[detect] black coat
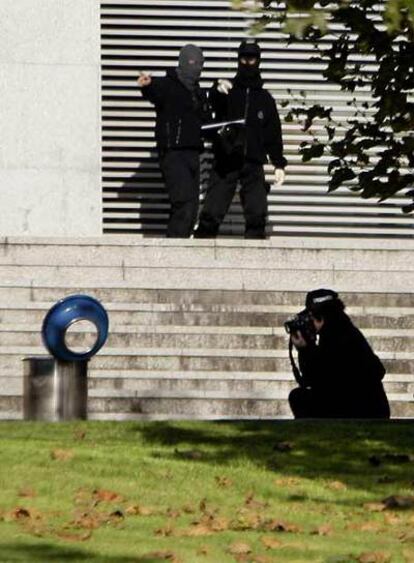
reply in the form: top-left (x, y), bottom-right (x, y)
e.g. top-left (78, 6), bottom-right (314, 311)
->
top-left (209, 77), bottom-right (287, 169)
top-left (297, 313), bottom-right (390, 418)
top-left (141, 68), bottom-right (210, 152)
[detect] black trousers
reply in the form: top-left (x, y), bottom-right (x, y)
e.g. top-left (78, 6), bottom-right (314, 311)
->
top-left (289, 386), bottom-right (390, 419)
top-left (159, 149), bottom-right (200, 238)
top-left (195, 160), bottom-right (268, 238)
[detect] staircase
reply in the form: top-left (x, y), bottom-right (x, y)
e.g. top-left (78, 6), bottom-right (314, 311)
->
top-left (0, 236), bottom-right (413, 420)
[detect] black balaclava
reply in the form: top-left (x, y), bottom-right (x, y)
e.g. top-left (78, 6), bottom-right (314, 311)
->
top-left (234, 39), bottom-right (262, 87)
top-left (176, 44), bottom-right (204, 91)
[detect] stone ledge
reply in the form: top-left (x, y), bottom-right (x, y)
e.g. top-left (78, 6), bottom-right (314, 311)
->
top-left (1, 235), bottom-right (414, 251)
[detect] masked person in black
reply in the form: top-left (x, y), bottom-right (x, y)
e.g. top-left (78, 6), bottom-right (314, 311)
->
top-left (288, 289), bottom-right (390, 419)
top-left (194, 39), bottom-right (287, 239)
top-left (138, 45), bottom-right (210, 238)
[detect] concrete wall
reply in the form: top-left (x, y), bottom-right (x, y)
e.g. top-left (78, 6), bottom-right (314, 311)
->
top-left (0, 0), bottom-right (101, 236)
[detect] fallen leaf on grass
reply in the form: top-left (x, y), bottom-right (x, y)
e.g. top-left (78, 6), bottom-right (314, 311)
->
top-left (74, 488), bottom-right (95, 506)
top-left (403, 549), bottom-right (414, 562)
top-left (178, 524), bottom-right (213, 537)
top-left (51, 449), bottom-right (74, 462)
top-left (18, 488), bottom-right (36, 498)
top-left (228, 541), bottom-right (252, 556)
top-left (251, 557), bottom-right (273, 563)
top-left (215, 475), bottom-right (233, 488)
top-left (165, 508), bottom-right (181, 519)
top-left (204, 515), bottom-right (230, 532)
top-left (264, 519), bottom-right (302, 533)
top-left (56, 530), bottom-right (92, 542)
top-left (273, 441), bottom-right (294, 452)
top-left (311, 523), bottom-right (333, 536)
top-left (9, 507), bottom-right (31, 520)
top-left (71, 510), bottom-right (105, 530)
top-left (356, 552), bottom-right (391, 563)
top-left (398, 531), bottom-right (414, 543)
top-left (155, 523), bottom-right (174, 537)
top-left (383, 495), bottom-right (414, 510)
top-left (173, 512), bottom-right (230, 537)
top-left (347, 521), bottom-right (381, 533)
top-left (108, 509), bottom-right (124, 521)
top-left (197, 546), bottom-right (209, 556)
top-left (273, 477), bottom-right (300, 488)
top-left (140, 551), bottom-right (180, 562)
top-left (125, 504), bottom-right (154, 516)
top-left (327, 481), bottom-right (347, 491)
top-left (181, 503), bottom-right (196, 514)
top-left (245, 492), bottom-right (268, 510)
top-left (73, 429), bottom-right (86, 440)
top-left (93, 489), bottom-right (123, 503)
top-left (261, 535), bottom-right (283, 549)
top-left (231, 509), bottom-right (263, 530)
top-left (383, 513), bottom-right (401, 525)
top-left (363, 503), bottom-right (385, 513)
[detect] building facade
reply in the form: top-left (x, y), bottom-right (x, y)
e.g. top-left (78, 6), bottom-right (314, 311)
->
top-left (1, 0), bottom-right (413, 238)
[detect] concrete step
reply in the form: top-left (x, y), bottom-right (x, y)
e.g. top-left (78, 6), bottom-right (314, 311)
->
top-left (1, 285), bottom-right (414, 308)
top-left (2, 237), bottom-right (414, 276)
top-left (2, 344), bottom-right (414, 361)
top-left (0, 347), bottom-right (413, 377)
top-left (2, 394), bottom-right (413, 421)
top-left (2, 374), bottom-right (411, 399)
top-left (1, 238), bottom-right (414, 293)
top-left (1, 328), bottom-right (414, 353)
top-left (1, 305), bottom-right (414, 330)
top-left (1, 264), bottom-right (414, 292)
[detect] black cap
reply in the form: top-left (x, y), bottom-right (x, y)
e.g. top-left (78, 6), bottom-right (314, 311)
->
top-left (238, 39), bottom-right (261, 59)
top-left (305, 288), bottom-right (338, 311)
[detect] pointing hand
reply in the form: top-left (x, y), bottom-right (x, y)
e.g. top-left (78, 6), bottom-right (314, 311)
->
top-left (138, 72), bottom-right (152, 87)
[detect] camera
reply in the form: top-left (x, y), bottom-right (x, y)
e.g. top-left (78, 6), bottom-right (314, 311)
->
top-left (284, 309), bottom-right (316, 344)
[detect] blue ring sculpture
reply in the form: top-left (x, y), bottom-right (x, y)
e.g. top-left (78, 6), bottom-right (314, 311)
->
top-left (42, 294), bottom-right (109, 362)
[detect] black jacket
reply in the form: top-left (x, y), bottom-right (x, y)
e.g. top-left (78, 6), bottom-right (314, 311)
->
top-left (298, 313), bottom-right (390, 418)
top-left (209, 77), bottom-right (287, 169)
top-left (141, 68), bottom-right (210, 152)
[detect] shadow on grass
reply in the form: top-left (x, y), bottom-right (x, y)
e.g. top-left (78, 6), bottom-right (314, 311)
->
top-left (0, 541), bottom-right (167, 562)
top-left (137, 420), bottom-right (414, 490)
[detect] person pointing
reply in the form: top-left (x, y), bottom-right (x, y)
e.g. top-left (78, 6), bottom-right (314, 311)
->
top-left (138, 44), bottom-right (210, 238)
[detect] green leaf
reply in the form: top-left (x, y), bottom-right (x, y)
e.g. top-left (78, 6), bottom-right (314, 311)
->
top-left (301, 143), bottom-right (325, 162)
top-left (328, 167), bottom-right (356, 192)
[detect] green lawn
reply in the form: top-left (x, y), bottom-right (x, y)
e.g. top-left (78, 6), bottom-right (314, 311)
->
top-left (0, 420), bottom-right (413, 562)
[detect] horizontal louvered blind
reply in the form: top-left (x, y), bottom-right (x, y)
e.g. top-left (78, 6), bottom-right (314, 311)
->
top-left (101, 0), bottom-right (414, 238)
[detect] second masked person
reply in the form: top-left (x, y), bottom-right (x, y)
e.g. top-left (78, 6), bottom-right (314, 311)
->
top-left (194, 40), bottom-right (287, 239)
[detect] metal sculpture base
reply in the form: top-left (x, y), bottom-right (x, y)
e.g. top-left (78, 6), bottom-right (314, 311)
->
top-left (23, 357), bottom-right (88, 421)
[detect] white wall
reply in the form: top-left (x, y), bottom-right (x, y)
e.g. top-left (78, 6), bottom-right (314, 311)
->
top-left (0, 0), bottom-right (101, 236)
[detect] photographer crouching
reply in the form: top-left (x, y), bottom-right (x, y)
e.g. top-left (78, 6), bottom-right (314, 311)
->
top-left (285, 289), bottom-right (390, 419)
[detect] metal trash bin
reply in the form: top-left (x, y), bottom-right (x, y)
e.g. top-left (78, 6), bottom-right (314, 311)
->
top-left (23, 356), bottom-right (88, 421)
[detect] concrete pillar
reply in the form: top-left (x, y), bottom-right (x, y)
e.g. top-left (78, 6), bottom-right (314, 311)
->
top-left (0, 0), bottom-right (101, 236)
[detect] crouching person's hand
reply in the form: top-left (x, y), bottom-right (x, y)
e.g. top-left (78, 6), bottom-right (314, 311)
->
top-left (291, 331), bottom-right (307, 349)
